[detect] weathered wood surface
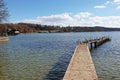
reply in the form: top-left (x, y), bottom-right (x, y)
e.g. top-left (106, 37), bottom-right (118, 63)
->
top-left (81, 37), bottom-right (110, 43)
top-left (63, 44), bottom-right (98, 80)
top-left (0, 37), bottom-right (9, 42)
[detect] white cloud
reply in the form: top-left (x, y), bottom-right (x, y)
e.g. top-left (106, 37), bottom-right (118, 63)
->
top-left (113, 0), bottom-right (120, 3)
top-left (20, 12), bottom-right (120, 27)
top-left (112, 0), bottom-right (120, 9)
top-left (74, 12), bottom-right (92, 19)
top-left (83, 16), bottom-right (120, 27)
top-left (105, 1), bottom-right (111, 4)
top-left (94, 0), bottom-right (120, 10)
top-left (22, 13), bottom-right (75, 26)
top-left (94, 5), bottom-right (106, 8)
top-left (37, 13), bottom-right (74, 22)
top-left (116, 6), bottom-right (120, 9)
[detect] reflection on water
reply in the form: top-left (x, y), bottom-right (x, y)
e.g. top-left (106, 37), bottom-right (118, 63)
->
top-left (0, 32), bottom-right (120, 80)
top-left (44, 48), bottom-right (73, 80)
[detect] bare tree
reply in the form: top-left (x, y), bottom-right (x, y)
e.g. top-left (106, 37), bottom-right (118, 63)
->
top-left (0, 0), bottom-right (8, 23)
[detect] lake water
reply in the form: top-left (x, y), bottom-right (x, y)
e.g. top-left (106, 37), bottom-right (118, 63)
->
top-left (0, 32), bottom-right (120, 80)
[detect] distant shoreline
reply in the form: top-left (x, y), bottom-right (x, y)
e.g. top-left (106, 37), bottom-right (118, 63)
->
top-left (1, 23), bottom-right (120, 34)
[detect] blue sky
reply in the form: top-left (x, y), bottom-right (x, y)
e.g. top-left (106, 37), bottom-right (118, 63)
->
top-left (4, 0), bottom-right (120, 27)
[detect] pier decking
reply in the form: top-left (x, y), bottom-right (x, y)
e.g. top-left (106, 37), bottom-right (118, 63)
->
top-left (0, 37), bottom-right (9, 42)
top-left (0, 33), bottom-right (9, 42)
top-left (63, 37), bottom-right (110, 80)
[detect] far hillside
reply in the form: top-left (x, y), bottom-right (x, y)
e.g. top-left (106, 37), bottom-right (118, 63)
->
top-left (0, 23), bottom-right (120, 34)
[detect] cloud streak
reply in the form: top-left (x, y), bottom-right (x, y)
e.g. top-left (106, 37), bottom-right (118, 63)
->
top-left (94, 0), bottom-right (120, 9)
top-left (94, 5), bottom-right (106, 8)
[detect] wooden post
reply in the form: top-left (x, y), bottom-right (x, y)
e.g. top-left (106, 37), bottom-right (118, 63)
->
top-left (94, 42), bottom-right (97, 48)
top-left (90, 43), bottom-right (92, 50)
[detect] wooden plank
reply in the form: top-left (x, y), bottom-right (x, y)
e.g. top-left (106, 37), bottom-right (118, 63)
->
top-left (0, 37), bottom-right (9, 42)
top-left (63, 44), bottom-right (98, 80)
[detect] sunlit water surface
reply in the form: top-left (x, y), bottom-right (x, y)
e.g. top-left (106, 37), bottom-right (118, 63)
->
top-left (0, 32), bottom-right (120, 80)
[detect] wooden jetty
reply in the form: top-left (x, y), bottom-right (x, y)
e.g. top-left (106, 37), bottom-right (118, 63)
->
top-left (0, 37), bottom-right (9, 42)
top-left (63, 37), bottom-right (110, 80)
top-left (0, 33), bottom-right (9, 42)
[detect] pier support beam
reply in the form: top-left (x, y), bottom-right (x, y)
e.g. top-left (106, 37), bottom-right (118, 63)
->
top-left (90, 43), bottom-right (93, 50)
top-left (94, 42), bottom-right (97, 48)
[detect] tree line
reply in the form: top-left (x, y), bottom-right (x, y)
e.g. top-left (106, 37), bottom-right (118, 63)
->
top-left (0, 23), bottom-right (120, 34)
